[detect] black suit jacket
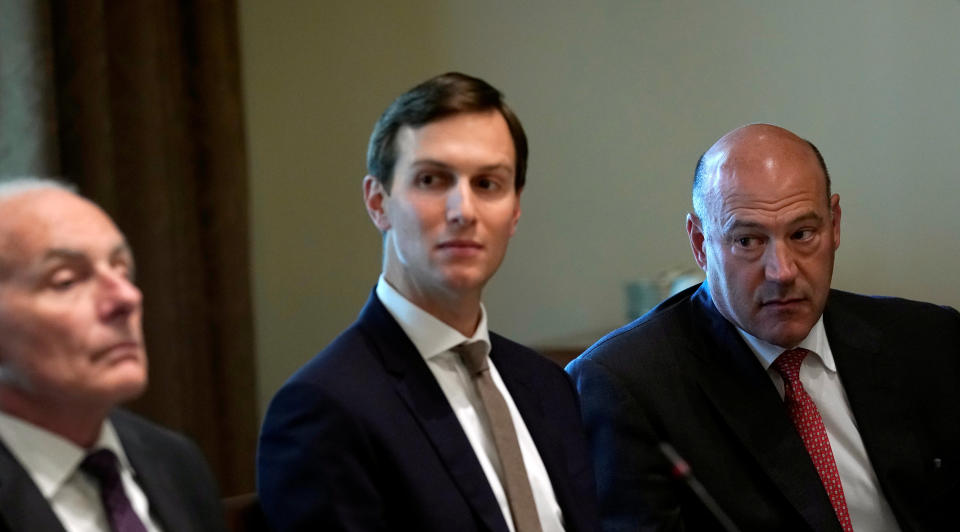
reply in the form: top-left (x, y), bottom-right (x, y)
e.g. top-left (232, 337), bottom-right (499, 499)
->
top-left (567, 283), bottom-right (960, 531)
top-left (0, 409), bottom-right (226, 532)
top-left (257, 291), bottom-right (598, 531)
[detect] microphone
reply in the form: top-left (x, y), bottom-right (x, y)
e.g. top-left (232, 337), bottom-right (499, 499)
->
top-left (658, 441), bottom-right (742, 532)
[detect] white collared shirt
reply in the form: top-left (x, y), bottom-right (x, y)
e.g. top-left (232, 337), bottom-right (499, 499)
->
top-left (376, 276), bottom-right (565, 532)
top-left (0, 410), bottom-right (162, 532)
top-left (737, 318), bottom-right (899, 532)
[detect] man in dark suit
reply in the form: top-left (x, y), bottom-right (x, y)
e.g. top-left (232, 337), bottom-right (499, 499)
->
top-left (257, 72), bottom-right (598, 532)
top-left (568, 124), bottom-right (959, 531)
top-left (0, 178), bottom-right (226, 532)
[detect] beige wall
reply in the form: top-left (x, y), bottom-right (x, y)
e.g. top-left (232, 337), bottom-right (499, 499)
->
top-left (240, 0), bottom-right (960, 415)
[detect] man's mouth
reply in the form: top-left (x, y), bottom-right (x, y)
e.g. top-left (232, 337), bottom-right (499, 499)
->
top-left (93, 341), bottom-right (143, 363)
top-left (437, 240), bottom-right (483, 253)
top-left (760, 298), bottom-right (805, 309)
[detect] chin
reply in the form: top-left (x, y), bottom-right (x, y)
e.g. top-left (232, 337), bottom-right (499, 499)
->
top-left (111, 382), bottom-right (148, 406)
top-left (104, 367), bottom-right (149, 404)
top-left (761, 326), bottom-right (811, 349)
top-left (441, 270), bottom-right (490, 292)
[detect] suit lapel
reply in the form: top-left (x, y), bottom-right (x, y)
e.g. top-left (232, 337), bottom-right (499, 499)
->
top-left (688, 285), bottom-right (842, 532)
top-left (823, 297), bottom-right (915, 524)
top-left (491, 341), bottom-right (584, 531)
top-left (0, 441), bottom-right (66, 531)
top-left (113, 414), bottom-right (191, 531)
top-left (359, 293), bottom-right (509, 532)
top-left (488, 339), bottom-right (545, 449)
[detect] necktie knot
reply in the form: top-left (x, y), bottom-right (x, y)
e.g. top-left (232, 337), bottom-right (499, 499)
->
top-left (453, 341), bottom-right (489, 375)
top-left (772, 347), bottom-right (810, 382)
top-left (81, 448), bottom-right (122, 485)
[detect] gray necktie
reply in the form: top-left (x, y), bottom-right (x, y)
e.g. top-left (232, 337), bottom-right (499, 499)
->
top-left (453, 341), bottom-right (543, 532)
top-left (80, 449), bottom-right (148, 532)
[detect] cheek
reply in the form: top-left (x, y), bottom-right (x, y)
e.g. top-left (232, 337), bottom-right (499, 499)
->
top-left (396, 201), bottom-right (443, 237)
top-left (0, 329), bottom-right (73, 390)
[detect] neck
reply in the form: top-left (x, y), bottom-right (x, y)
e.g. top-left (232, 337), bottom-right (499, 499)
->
top-left (0, 388), bottom-right (107, 448)
top-left (427, 296), bottom-right (482, 337)
top-left (382, 276), bottom-right (483, 337)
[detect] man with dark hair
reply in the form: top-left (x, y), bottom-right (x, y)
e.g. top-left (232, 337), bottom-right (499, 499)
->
top-left (0, 178), bottom-right (226, 532)
top-left (568, 124), bottom-right (959, 531)
top-left (257, 72), bottom-right (597, 531)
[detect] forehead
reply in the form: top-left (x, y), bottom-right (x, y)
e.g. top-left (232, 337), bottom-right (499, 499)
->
top-left (0, 190), bottom-right (125, 271)
top-left (394, 110), bottom-right (515, 166)
top-left (704, 134), bottom-right (828, 220)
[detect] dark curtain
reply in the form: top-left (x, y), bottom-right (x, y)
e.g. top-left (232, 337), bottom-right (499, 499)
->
top-left (46, 0), bottom-right (257, 495)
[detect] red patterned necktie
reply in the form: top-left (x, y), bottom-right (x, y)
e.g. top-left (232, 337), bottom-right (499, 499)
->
top-left (772, 348), bottom-right (854, 532)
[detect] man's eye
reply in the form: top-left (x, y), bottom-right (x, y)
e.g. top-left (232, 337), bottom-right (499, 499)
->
top-left (50, 272), bottom-right (79, 290)
top-left (734, 236), bottom-right (760, 249)
top-left (475, 178), bottom-right (498, 191)
top-left (415, 173), bottom-right (443, 188)
top-left (792, 229), bottom-right (815, 241)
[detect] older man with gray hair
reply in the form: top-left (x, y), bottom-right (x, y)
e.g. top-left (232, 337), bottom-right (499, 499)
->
top-left (0, 178), bottom-right (226, 531)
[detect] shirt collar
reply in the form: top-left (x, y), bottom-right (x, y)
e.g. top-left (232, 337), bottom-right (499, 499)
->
top-left (736, 316), bottom-right (836, 372)
top-left (376, 275), bottom-right (491, 360)
top-left (0, 410), bottom-right (134, 498)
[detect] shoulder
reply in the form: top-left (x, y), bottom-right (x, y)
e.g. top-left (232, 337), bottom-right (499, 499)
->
top-left (489, 331), bottom-right (575, 385)
top-left (571, 285), bottom-right (702, 374)
top-left (111, 409), bottom-right (195, 449)
top-left (280, 293), bottom-right (406, 390)
top-left (490, 331), bottom-right (552, 367)
top-left (286, 321), bottom-right (381, 385)
top-left (487, 332), bottom-right (585, 406)
top-left (827, 289), bottom-right (960, 332)
top-left (260, 311), bottom-right (406, 436)
top-left (110, 409), bottom-right (211, 471)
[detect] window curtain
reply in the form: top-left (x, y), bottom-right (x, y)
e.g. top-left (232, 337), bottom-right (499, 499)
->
top-left (2, 0), bottom-right (258, 495)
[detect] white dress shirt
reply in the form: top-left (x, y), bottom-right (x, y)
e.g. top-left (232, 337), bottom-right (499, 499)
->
top-left (376, 276), bottom-right (565, 532)
top-left (737, 317), bottom-right (899, 532)
top-left (0, 410), bottom-right (162, 532)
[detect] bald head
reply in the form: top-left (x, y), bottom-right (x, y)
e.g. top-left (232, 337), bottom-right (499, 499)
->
top-left (684, 124), bottom-right (842, 347)
top-left (692, 124), bottom-right (831, 229)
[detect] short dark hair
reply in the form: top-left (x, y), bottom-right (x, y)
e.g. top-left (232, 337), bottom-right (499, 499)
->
top-left (692, 139), bottom-right (831, 217)
top-left (366, 72), bottom-right (528, 191)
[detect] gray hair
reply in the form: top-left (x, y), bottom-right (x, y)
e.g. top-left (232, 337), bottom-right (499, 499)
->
top-left (0, 177), bottom-right (77, 281)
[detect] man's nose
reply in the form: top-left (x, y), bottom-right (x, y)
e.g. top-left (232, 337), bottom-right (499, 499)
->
top-left (446, 179), bottom-right (477, 225)
top-left (97, 270), bottom-right (143, 320)
top-left (764, 241), bottom-right (798, 283)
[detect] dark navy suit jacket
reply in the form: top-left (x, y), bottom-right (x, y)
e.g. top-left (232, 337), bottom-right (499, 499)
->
top-left (0, 409), bottom-right (226, 532)
top-left (257, 291), bottom-right (598, 531)
top-left (567, 283), bottom-right (960, 531)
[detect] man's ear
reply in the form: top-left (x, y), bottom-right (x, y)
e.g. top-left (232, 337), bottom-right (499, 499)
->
top-left (829, 193), bottom-right (841, 251)
top-left (509, 188), bottom-right (522, 236)
top-left (363, 175), bottom-right (391, 231)
top-left (686, 213), bottom-right (708, 270)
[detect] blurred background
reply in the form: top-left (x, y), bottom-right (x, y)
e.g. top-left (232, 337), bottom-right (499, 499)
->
top-left (3, 0), bottom-right (958, 495)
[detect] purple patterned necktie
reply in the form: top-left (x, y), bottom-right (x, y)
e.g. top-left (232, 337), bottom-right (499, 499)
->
top-left (80, 449), bottom-right (148, 532)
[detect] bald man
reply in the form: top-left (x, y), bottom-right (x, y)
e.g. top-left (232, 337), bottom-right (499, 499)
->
top-left (0, 178), bottom-right (226, 532)
top-left (567, 125), bottom-right (959, 531)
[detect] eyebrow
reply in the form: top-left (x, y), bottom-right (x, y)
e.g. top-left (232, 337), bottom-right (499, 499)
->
top-left (411, 159), bottom-right (514, 174)
top-left (722, 211), bottom-right (824, 234)
top-left (41, 243), bottom-right (134, 263)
